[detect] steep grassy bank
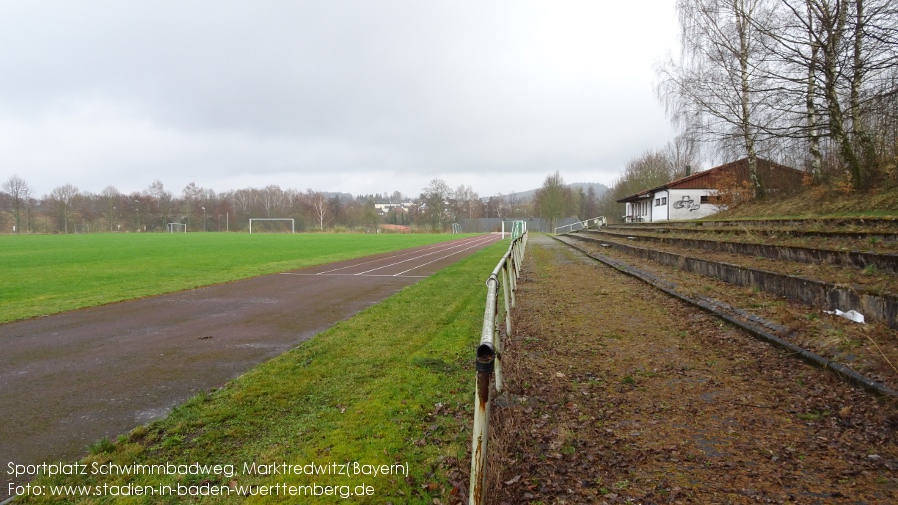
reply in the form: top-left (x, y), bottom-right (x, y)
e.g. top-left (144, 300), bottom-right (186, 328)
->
top-left (714, 185), bottom-right (898, 220)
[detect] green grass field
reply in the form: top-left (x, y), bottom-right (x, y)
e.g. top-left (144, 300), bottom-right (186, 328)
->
top-left (16, 239), bottom-right (509, 504)
top-left (0, 232), bottom-right (471, 324)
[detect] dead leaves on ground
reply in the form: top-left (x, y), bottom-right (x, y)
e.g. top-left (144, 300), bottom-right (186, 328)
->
top-left (485, 238), bottom-right (898, 505)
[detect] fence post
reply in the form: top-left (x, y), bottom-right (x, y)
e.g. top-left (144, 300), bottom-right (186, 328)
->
top-left (470, 273), bottom-right (499, 505)
top-left (469, 225), bottom-right (527, 505)
top-left (470, 344), bottom-right (493, 505)
top-left (501, 264), bottom-right (512, 338)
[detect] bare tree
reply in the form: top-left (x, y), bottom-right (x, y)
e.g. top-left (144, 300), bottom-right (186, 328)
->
top-left (422, 178), bottom-right (452, 232)
top-left (311, 191), bottom-right (328, 231)
top-left (2, 175), bottom-right (31, 233)
top-left (663, 131), bottom-right (704, 178)
top-left (533, 171), bottom-right (575, 231)
top-left (231, 188), bottom-right (256, 230)
top-left (584, 186), bottom-right (599, 218)
top-left (327, 195), bottom-right (344, 227)
top-left (453, 184), bottom-right (480, 220)
top-left (259, 185), bottom-right (285, 218)
top-left (49, 184), bottom-right (79, 233)
top-left (147, 180), bottom-right (173, 229)
top-left (598, 148), bottom-right (689, 221)
top-left (659, 0), bottom-right (781, 198)
top-left (181, 182), bottom-right (205, 231)
top-left (774, 0), bottom-right (898, 188)
top-left (509, 192), bottom-right (523, 219)
top-left (101, 186), bottom-right (120, 232)
top-left (487, 194), bottom-right (505, 220)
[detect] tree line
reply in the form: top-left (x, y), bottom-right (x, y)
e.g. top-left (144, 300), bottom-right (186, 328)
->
top-left (1, 171), bottom-right (615, 234)
top-left (0, 175), bottom-right (566, 234)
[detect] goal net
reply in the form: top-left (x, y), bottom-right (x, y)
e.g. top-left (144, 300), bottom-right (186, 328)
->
top-left (249, 218), bottom-right (295, 234)
top-left (167, 223), bottom-right (187, 233)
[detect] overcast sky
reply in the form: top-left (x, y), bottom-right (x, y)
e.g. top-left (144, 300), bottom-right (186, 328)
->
top-left (0, 1), bottom-right (679, 199)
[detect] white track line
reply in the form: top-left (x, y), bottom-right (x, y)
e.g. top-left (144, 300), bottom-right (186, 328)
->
top-left (311, 235), bottom-right (490, 275)
top-left (344, 236), bottom-right (491, 276)
top-left (277, 234), bottom-right (501, 278)
top-left (279, 272), bottom-right (428, 278)
top-left (354, 235), bottom-right (498, 276)
top-left (392, 234), bottom-right (500, 276)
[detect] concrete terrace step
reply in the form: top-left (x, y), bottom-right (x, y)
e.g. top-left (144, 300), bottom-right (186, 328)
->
top-left (577, 229), bottom-right (898, 274)
top-left (564, 232), bottom-right (898, 331)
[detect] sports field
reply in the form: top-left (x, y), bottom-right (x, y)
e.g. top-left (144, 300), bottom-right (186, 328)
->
top-left (0, 232), bottom-right (471, 324)
top-left (5, 234), bottom-right (508, 504)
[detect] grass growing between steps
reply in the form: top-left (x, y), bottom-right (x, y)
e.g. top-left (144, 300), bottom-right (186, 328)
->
top-left (19, 240), bottom-right (508, 504)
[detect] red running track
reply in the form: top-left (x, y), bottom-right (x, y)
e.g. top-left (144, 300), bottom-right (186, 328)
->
top-left (0, 233), bottom-right (501, 495)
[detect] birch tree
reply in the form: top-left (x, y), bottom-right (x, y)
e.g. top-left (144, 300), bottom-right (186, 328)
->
top-left (773, 0), bottom-right (898, 188)
top-left (259, 185), bottom-right (285, 218)
top-left (312, 192), bottom-right (328, 231)
top-left (659, 0), bottom-right (780, 198)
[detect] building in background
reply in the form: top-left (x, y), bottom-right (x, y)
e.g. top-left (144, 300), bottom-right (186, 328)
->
top-left (617, 158), bottom-right (804, 223)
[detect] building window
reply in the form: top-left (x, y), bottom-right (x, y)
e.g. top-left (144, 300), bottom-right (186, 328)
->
top-left (662, 197), bottom-right (667, 205)
top-left (700, 195), bottom-right (709, 204)
top-left (655, 198), bottom-right (661, 206)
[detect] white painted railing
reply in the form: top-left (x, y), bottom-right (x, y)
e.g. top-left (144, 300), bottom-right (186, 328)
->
top-left (554, 216), bottom-right (607, 234)
top-left (469, 223), bottom-right (527, 505)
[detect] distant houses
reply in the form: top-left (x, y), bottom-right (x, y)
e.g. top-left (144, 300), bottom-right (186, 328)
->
top-left (374, 202), bottom-right (415, 215)
top-left (617, 158), bottom-right (805, 223)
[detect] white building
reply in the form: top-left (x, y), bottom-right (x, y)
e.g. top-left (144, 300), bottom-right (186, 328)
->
top-left (617, 158), bottom-right (804, 223)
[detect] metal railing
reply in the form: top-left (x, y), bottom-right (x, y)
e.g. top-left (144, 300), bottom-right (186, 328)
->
top-left (469, 222), bottom-right (528, 505)
top-left (553, 216), bottom-right (607, 234)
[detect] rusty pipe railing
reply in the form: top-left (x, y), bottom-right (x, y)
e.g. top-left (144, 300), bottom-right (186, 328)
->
top-left (469, 224), bottom-right (527, 505)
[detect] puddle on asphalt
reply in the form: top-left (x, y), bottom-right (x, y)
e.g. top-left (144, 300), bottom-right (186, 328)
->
top-left (134, 406), bottom-right (174, 425)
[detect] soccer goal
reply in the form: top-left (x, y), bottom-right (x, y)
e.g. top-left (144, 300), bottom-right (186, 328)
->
top-left (167, 223), bottom-right (187, 233)
top-left (249, 218), bottom-right (295, 234)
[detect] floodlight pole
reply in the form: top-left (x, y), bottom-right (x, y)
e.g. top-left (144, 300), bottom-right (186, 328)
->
top-left (202, 207), bottom-right (206, 232)
top-left (134, 200), bottom-right (140, 232)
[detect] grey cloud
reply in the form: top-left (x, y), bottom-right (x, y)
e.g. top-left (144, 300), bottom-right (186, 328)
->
top-left (0, 0), bottom-right (677, 198)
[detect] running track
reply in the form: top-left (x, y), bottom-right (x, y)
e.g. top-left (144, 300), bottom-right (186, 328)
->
top-left (0, 233), bottom-right (500, 493)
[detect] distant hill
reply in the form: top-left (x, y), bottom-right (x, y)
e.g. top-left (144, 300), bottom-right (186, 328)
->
top-left (322, 192), bottom-right (356, 201)
top-left (570, 182), bottom-right (610, 198)
top-left (488, 182), bottom-right (609, 202)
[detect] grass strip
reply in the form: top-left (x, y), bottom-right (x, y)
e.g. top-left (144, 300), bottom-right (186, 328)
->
top-left (18, 240), bottom-right (507, 504)
top-left (0, 233), bottom-right (470, 323)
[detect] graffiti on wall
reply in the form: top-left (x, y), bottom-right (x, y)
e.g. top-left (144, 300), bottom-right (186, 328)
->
top-left (672, 195), bottom-right (701, 212)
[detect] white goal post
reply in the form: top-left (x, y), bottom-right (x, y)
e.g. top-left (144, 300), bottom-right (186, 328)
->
top-left (167, 223), bottom-right (187, 233)
top-left (249, 218), bottom-right (295, 234)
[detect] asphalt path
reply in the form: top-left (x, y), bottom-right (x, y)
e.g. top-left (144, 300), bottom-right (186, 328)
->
top-left (0, 233), bottom-right (500, 493)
